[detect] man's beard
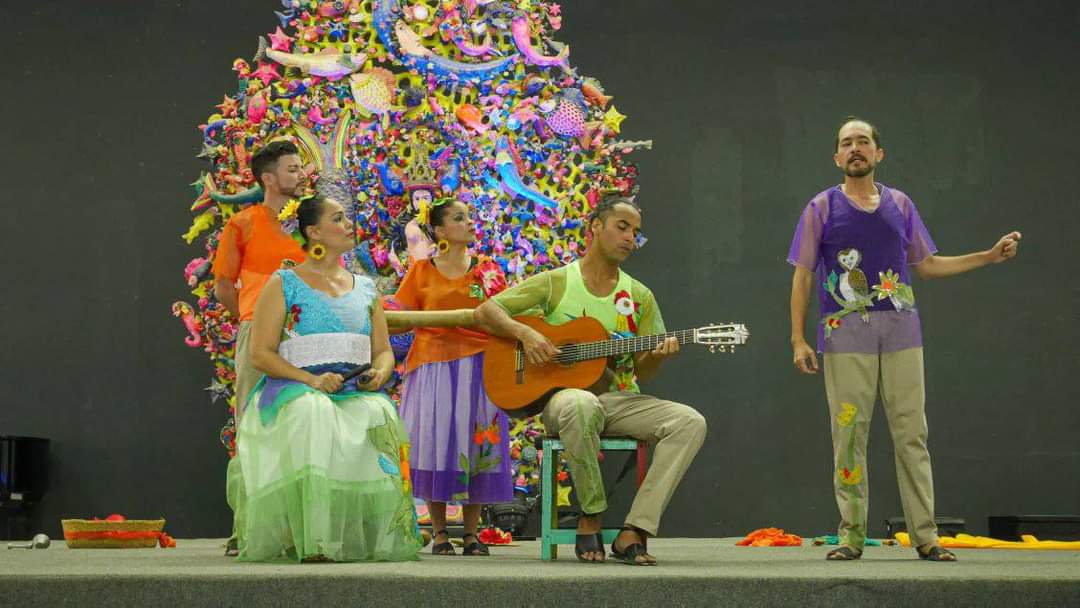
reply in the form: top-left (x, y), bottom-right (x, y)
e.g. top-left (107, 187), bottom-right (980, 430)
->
top-left (845, 160), bottom-right (874, 178)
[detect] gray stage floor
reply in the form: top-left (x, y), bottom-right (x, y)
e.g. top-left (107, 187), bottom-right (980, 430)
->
top-left (3, 537), bottom-right (1079, 607)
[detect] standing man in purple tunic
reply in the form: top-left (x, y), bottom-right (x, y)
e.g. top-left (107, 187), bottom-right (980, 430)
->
top-left (788, 116), bottom-right (1021, 562)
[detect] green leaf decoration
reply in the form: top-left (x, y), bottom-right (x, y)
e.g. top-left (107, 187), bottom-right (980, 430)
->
top-left (476, 455), bottom-right (503, 473)
top-left (458, 452), bottom-right (471, 478)
top-left (367, 421), bottom-right (398, 460)
top-left (897, 284), bottom-right (915, 305)
top-left (387, 495), bottom-right (419, 540)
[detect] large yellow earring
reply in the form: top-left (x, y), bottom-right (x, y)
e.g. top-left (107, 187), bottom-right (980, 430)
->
top-left (437, 239), bottom-right (450, 254)
top-left (309, 243), bottom-right (326, 260)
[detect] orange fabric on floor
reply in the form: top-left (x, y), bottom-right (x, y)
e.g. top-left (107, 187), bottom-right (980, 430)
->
top-left (392, 258), bottom-right (489, 374)
top-left (736, 528), bottom-right (804, 547)
top-left (212, 204), bottom-right (306, 321)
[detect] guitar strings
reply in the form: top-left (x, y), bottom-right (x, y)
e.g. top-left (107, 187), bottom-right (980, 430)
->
top-left (545, 330), bottom-right (697, 364)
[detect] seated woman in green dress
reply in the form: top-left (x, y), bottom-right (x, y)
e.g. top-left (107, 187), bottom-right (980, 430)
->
top-left (238, 194), bottom-right (422, 562)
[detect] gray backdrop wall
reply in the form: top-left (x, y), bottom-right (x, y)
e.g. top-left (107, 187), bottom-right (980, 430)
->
top-left (3, 1), bottom-right (1078, 539)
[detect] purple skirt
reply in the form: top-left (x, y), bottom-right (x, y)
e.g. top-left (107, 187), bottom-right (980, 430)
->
top-left (399, 352), bottom-right (513, 504)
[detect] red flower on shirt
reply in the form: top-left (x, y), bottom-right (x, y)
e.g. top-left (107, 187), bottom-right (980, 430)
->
top-left (472, 257), bottom-right (508, 299)
top-left (285, 304), bottom-right (302, 332)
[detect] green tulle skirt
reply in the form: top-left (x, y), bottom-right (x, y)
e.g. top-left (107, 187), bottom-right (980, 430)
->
top-left (236, 386), bottom-right (422, 562)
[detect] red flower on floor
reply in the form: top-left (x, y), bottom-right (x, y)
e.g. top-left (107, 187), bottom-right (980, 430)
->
top-left (478, 528), bottom-right (512, 545)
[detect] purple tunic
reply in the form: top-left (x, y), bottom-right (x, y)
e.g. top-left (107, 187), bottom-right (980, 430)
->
top-left (787, 184), bottom-right (937, 353)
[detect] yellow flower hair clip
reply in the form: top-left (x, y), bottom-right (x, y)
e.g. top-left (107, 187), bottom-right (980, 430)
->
top-left (418, 197), bottom-right (453, 226)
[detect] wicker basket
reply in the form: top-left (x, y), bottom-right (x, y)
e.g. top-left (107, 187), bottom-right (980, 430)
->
top-left (61, 518), bottom-right (166, 549)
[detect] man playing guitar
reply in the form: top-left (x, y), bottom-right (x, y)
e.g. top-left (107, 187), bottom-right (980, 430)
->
top-left (475, 196), bottom-right (707, 566)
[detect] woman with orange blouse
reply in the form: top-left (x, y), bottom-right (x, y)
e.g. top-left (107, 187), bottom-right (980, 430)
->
top-left (393, 198), bottom-right (512, 556)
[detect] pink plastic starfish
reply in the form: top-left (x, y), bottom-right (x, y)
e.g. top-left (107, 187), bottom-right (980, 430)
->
top-left (250, 62), bottom-right (281, 86)
top-left (268, 26), bottom-right (293, 52)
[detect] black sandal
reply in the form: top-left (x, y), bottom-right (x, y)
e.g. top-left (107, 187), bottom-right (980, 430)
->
top-left (610, 527), bottom-right (656, 566)
top-left (826, 545), bottom-right (862, 560)
top-left (224, 537), bottom-right (239, 557)
top-left (574, 532), bottom-right (605, 563)
top-left (461, 533), bottom-right (490, 556)
top-left (431, 529), bottom-right (456, 556)
top-left (917, 545), bottom-right (957, 562)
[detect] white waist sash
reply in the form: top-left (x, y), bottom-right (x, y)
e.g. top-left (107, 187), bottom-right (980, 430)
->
top-left (278, 333), bottom-right (371, 369)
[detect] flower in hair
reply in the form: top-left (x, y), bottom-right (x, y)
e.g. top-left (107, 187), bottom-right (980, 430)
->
top-left (416, 200), bottom-right (430, 226)
top-left (278, 198), bottom-right (310, 246)
top-left (278, 199), bottom-right (300, 237)
top-left (277, 199), bottom-right (300, 222)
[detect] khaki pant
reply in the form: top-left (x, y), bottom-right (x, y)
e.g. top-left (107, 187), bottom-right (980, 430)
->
top-left (226, 321), bottom-right (255, 543)
top-left (233, 321), bottom-right (257, 421)
top-left (823, 347), bottom-right (938, 550)
top-left (541, 389), bottom-right (707, 536)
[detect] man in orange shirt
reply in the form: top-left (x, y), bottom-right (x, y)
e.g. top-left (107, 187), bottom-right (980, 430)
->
top-left (212, 140), bottom-right (307, 554)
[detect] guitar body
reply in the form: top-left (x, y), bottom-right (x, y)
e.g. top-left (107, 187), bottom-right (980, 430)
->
top-left (483, 316), bottom-right (610, 418)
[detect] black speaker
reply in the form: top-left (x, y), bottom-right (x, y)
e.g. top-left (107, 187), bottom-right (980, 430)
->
top-left (0, 436), bottom-right (50, 503)
top-left (885, 515), bottom-right (966, 538)
top-left (988, 515), bottom-right (1080, 541)
top-left (485, 492), bottom-right (540, 540)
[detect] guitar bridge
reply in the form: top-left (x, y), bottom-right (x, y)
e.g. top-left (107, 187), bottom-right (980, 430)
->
top-left (515, 344), bottom-right (525, 385)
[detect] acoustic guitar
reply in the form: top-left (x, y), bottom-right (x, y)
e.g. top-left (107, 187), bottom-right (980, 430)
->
top-left (482, 316), bottom-right (750, 418)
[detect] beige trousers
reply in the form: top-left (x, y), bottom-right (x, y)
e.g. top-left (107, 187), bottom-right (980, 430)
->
top-left (823, 347), bottom-right (938, 549)
top-left (233, 321), bottom-right (257, 421)
top-left (541, 389), bottom-right (707, 536)
top-left (226, 320), bottom-right (255, 543)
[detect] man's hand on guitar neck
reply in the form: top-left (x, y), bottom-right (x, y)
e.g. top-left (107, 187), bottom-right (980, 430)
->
top-left (633, 336), bottom-right (679, 384)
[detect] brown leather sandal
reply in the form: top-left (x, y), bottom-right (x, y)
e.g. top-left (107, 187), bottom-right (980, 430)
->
top-left (917, 545), bottom-right (957, 562)
top-left (610, 527), bottom-right (656, 566)
top-left (826, 545), bottom-right (862, 560)
top-left (431, 529), bottom-right (456, 556)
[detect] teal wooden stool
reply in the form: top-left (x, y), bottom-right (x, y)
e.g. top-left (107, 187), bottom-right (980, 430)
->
top-left (539, 436), bottom-right (648, 560)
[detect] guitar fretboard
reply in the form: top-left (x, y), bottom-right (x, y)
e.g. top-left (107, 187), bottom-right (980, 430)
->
top-left (553, 329), bottom-right (696, 363)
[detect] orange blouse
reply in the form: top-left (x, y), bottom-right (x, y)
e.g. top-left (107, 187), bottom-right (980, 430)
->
top-left (211, 204), bottom-right (306, 322)
top-left (393, 258), bottom-right (490, 374)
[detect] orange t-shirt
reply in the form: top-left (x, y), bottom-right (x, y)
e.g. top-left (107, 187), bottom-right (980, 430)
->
top-left (211, 204), bottom-right (306, 321)
top-left (393, 258), bottom-right (490, 374)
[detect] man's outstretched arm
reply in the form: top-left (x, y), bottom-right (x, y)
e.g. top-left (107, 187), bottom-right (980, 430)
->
top-left (914, 231), bottom-right (1021, 280)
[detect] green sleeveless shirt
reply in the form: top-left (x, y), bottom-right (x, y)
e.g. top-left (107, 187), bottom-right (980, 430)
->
top-left (492, 261), bottom-right (665, 393)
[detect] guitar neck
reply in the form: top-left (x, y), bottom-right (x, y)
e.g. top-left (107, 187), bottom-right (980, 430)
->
top-left (559, 329), bottom-right (696, 362)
